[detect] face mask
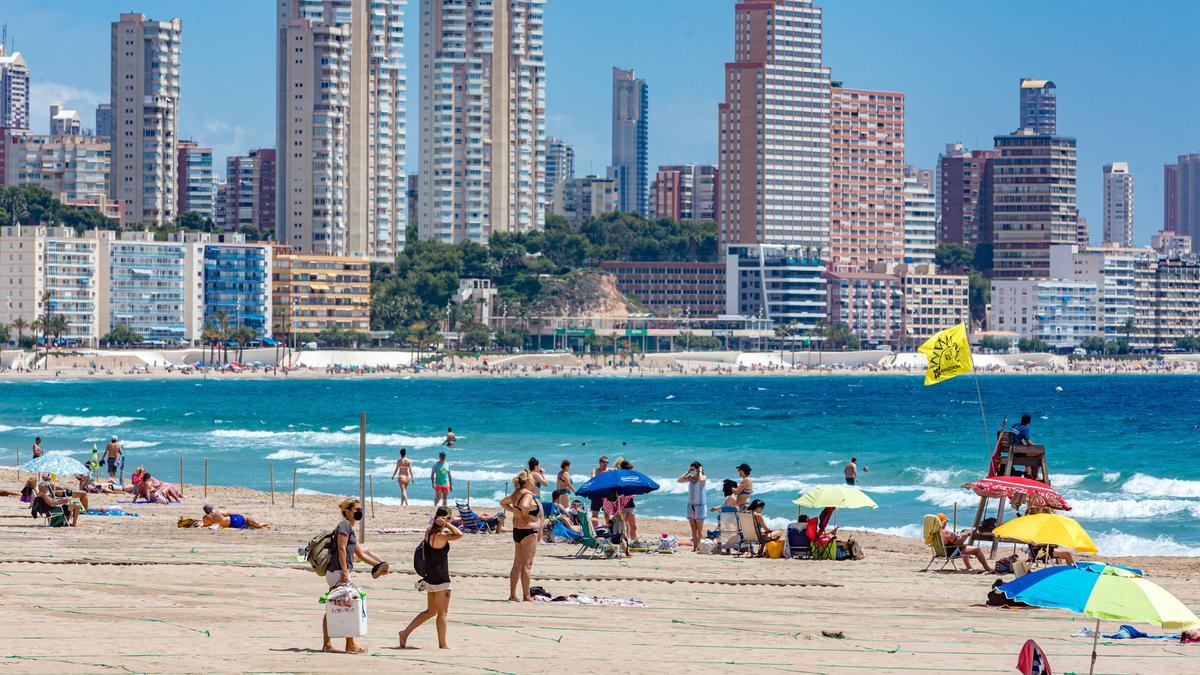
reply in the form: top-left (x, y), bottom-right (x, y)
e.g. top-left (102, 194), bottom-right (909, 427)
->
top-left (353, 509), bottom-right (363, 521)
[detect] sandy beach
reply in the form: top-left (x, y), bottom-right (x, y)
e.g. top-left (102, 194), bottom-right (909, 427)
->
top-left (2, 468), bottom-right (1197, 673)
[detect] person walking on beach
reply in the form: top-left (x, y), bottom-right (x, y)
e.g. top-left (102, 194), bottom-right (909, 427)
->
top-left (398, 506), bottom-right (462, 650)
top-left (322, 497), bottom-right (390, 653)
top-left (391, 448), bottom-right (412, 505)
top-left (527, 457), bottom-right (548, 499)
top-left (677, 461), bottom-right (707, 552)
top-left (105, 436), bottom-right (124, 479)
top-left (556, 459), bottom-right (576, 494)
top-left (589, 455), bottom-right (609, 523)
top-left (735, 463), bottom-right (754, 511)
top-left (443, 428), bottom-right (456, 447)
top-left (431, 452), bottom-right (452, 508)
top-left (32, 437), bottom-right (43, 459)
top-left (500, 470), bottom-right (541, 602)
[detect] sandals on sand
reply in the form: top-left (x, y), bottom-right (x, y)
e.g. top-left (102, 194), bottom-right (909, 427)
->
top-left (371, 562), bottom-right (390, 578)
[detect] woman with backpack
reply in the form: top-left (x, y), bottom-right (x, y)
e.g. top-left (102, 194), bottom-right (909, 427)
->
top-left (398, 507), bottom-right (462, 649)
top-left (322, 497), bottom-right (390, 653)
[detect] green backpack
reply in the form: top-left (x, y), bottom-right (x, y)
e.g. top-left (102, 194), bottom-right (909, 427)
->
top-left (306, 528), bottom-right (336, 575)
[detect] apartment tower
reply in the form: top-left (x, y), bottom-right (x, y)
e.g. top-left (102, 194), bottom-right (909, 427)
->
top-left (1102, 162), bottom-right (1134, 247)
top-left (176, 140), bottom-right (215, 218)
top-left (110, 13), bottom-right (182, 226)
top-left (1172, 154), bottom-right (1200, 252)
top-left (418, 0), bottom-right (547, 244)
top-left (652, 164), bottom-right (718, 221)
top-left (544, 136), bottom-right (574, 214)
top-left (0, 45), bottom-right (30, 131)
top-left (611, 66), bottom-right (649, 216)
top-left (936, 143), bottom-right (997, 247)
top-left (1019, 78), bottom-right (1056, 135)
top-left (991, 129), bottom-right (1078, 279)
top-left (1164, 163), bottom-right (1179, 232)
top-left (718, 0), bottom-right (830, 252)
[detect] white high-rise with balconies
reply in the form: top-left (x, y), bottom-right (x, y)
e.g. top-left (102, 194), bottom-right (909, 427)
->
top-left (110, 13), bottom-right (181, 226)
top-left (419, 0), bottom-right (546, 244)
top-left (0, 45), bottom-right (30, 131)
top-left (275, 0), bottom-right (407, 259)
top-left (1102, 162), bottom-right (1134, 247)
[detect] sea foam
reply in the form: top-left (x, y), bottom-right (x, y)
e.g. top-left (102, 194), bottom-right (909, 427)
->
top-left (40, 414), bottom-right (143, 427)
top-left (1094, 530), bottom-right (1200, 557)
top-left (1120, 473), bottom-right (1200, 498)
top-left (211, 428), bottom-right (444, 448)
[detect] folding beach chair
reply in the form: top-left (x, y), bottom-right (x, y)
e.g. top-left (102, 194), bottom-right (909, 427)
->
top-left (454, 499), bottom-right (494, 533)
top-left (922, 514), bottom-right (962, 571)
top-left (716, 508), bottom-right (748, 554)
top-left (736, 512), bottom-right (762, 557)
top-left (574, 515), bottom-right (616, 559)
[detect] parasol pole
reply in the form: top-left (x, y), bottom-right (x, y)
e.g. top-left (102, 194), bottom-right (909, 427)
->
top-left (1089, 617), bottom-right (1100, 675)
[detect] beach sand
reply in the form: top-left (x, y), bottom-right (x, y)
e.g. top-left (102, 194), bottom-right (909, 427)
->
top-left (2, 469), bottom-right (1197, 673)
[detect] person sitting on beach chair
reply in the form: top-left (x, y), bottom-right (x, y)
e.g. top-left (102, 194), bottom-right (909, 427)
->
top-left (936, 513), bottom-right (992, 572)
top-left (34, 481), bottom-right (80, 527)
top-left (745, 500), bottom-right (784, 556)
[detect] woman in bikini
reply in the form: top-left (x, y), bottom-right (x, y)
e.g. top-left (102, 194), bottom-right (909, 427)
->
top-left (527, 457), bottom-right (548, 499)
top-left (734, 463), bottom-right (754, 511)
top-left (390, 448), bottom-right (412, 506)
top-left (500, 470), bottom-right (541, 602)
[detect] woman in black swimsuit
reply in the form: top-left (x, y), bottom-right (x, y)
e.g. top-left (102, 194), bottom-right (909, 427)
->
top-left (500, 470), bottom-right (541, 602)
top-left (398, 507), bottom-right (462, 649)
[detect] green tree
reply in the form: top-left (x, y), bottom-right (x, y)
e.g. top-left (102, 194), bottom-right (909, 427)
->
top-left (102, 323), bottom-right (144, 346)
top-left (977, 335), bottom-right (1012, 353)
top-left (1175, 336), bottom-right (1200, 353)
top-left (460, 323), bottom-right (492, 351)
top-left (0, 323), bottom-right (10, 368)
top-left (688, 335), bottom-right (722, 351)
top-left (968, 271), bottom-right (991, 325)
top-left (1079, 335), bottom-right (1108, 355)
top-left (935, 243), bottom-right (973, 273)
top-left (11, 317), bottom-right (28, 345)
top-left (972, 242), bottom-right (994, 274)
top-left (1018, 337), bottom-right (1052, 353)
top-left (808, 320), bottom-right (861, 350)
top-left (175, 210), bottom-right (213, 232)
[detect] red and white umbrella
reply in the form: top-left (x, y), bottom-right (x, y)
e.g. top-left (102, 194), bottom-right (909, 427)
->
top-left (962, 475), bottom-right (1071, 511)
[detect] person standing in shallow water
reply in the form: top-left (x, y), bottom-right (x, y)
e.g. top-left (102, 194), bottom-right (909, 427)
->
top-left (443, 428), bottom-right (456, 447)
top-left (391, 448), bottom-right (412, 505)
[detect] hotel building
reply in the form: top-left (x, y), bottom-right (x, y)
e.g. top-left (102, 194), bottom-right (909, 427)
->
top-left (272, 251), bottom-right (371, 337)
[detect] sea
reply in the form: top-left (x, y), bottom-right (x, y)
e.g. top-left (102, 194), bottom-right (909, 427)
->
top-left (2, 374), bottom-right (1198, 556)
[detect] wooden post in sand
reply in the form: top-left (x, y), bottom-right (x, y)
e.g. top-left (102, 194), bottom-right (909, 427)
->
top-left (369, 475), bottom-right (375, 517)
top-left (467, 480), bottom-right (471, 506)
top-left (292, 466), bottom-right (297, 508)
top-left (203, 458), bottom-right (208, 498)
top-left (358, 411), bottom-right (366, 543)
top-left (15, 448), bottom-right (19, 480)
top-left (179, 455), bottom-right (184, 496)
top-left (952, 502), bottom-right (958, 530)
top-left (269, 462), bottom-right (275, 504)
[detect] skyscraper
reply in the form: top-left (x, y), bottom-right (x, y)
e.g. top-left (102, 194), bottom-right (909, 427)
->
top-left (991, 129), bottom-right (1078, 279)
top-left (611, 66), bottom-right (648, 216)
top-left (1178, 153), bottom-right (1200, 252)
top-left (49, 103), bottom-right (81, 135)
top-left (902, 165), bottom-right (936, 265)
top-left (718, 0), bottom-right (830, 252)
top-left (94, 103), bottom-right (112, 141)
top-left (545, 136), bottom-right (575, 214)
top-left (218, 148), bottom-right (276, 235)
top-left (829, 85), bottom-right (905, 271)
top-left (276, 0), bottom-right (407, 259)
top-left (936, 143), bottom-right (997, 247)
top-left (176, 140), bottom-right (214, 218)
top-left (419, 0), bottom-right (547, 244)
top-left (1102, 162), bottom-right (1134, 247)
top-left (1019, 78), bottom-right (1056, 134)
top-left (0, 45), bottom-right (30, 131)
top-left (110, 13), bottom-right (182, 226)
top-left (1164, 163), bottom-right (1179, 232)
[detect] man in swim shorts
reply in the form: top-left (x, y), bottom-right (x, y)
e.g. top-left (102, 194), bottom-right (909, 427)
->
top-left (202, 504), bottom-right (268, 529)
top-left (105, 436), bottom-right (124, 479)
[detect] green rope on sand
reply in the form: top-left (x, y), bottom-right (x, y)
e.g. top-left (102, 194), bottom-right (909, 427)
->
top-left (32, 604), bottom-right (210, 637)
top-left (462, 621), bottom-right (563, 643)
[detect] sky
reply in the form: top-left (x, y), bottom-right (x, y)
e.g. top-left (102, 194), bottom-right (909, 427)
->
top-left (1, 0), bottom-right (1197, 245)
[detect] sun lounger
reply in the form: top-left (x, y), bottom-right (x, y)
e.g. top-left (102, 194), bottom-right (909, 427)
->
top-left (922, 514), bottom-right (962, 572)
top-left (454, 499), bottom-right (495, 534)
top-left (574, 514), bottom-right (616, 559)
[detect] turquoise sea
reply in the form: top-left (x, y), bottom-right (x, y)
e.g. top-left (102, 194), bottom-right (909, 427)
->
top-left (2, 375), bottom-right (1198, 556)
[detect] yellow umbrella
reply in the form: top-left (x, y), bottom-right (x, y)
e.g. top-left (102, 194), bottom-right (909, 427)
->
top-left (993, 513), bottom-right (1098, 553)
top-left (793, 485), bottom-right (877, 509)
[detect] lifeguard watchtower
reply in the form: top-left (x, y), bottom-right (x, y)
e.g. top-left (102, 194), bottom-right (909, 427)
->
top-left (967, 419), bottom-right (1055, 555)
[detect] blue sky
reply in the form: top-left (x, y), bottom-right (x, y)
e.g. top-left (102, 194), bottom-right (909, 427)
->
top-left (2, 0), bottom-right (1197, 244)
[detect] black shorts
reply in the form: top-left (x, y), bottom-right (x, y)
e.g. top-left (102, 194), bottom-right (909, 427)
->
top-left (107, 457), bottom-right (118, 472)
top-left (590, 496), bottom-right (604, 512)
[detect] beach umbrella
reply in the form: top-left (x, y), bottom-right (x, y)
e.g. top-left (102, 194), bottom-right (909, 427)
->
top-left (998, 562), bottom-right (1200, 675)
top-left (993, 513), bottom-right (1097, 553)
top-left (963, 475), bottom-right (1071, 511)
top-left (792, 485), bottom-right (878, 509)
top-left (574, 469), bottom-right (660, 498)
top-left (19, 452), bottom-right (89, 477)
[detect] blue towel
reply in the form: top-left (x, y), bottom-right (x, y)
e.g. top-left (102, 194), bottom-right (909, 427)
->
top-left (1104, 624), bottom-right (1179, 640)
top-left (551, 520), bottom-right (582, 542)
top-left (84, 510), bottom-right (140, 517)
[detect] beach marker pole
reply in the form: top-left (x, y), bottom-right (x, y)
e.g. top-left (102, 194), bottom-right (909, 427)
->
top-left (369, 475), bottom-right (375, 517)
top-left (179, 455), bottom-right (184, 497)
top-left (467, 480), bottom-right (471, 506)
top-left (292, 466), bottom-right (297, 508)
top-left (204, 458), bottom-right (208, 498)
top-left (359, 411), bottom-right (366, 543)
top-left (952, 502), bottom-right (957, 530)
top-left (269, 462), bottom-right (275, 504)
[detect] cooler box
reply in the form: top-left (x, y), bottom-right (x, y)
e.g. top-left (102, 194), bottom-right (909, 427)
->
top-left (324, 586), bottom-right (368, 638)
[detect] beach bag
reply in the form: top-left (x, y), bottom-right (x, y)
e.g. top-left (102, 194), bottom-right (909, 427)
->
top-left (697, 539), bottom-right (717, 554)
top-left (413, 540), bottom-right (427, 579)
top-left (306, 528), bottom-right (336, 576)
top-left (657, 534), bottom-right (678, 553)
top-left (764, 540), bottom-right (785, 559)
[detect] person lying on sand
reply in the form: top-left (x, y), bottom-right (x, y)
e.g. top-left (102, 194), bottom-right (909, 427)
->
top-left (75, 474), bottom-right (119, 494)
top-left (202, 504), bottom-right (269, 529)
top-left (134, 472), bottom-right (182, 503)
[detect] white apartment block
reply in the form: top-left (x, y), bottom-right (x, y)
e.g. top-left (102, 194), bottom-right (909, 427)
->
top-left (0, 45), bottom-right (30, 131)
top-left (1132, 257), bottom-right (1200, 352)
top-left (989, 278), bottom-right (1099, 350)
top-left (903, 169), bottom-right (936, 265)
top-left (49, 103), bottom-right (82, 135)
top-left (874, 262), bottom-right (969, 347)
top-left (95, 233), bottom-right (204, 345)
top-left (1102, 162), bottom-right (1134, 247)
top-left (276, 0), bottom-right (407, 260)
top-left (110, 13), bottom-right (182, 226)
top-left (4, 132), bottom-right (110, 203)
top-left (1048, 243), bottom-right (1153, 339)
top-left (419, 0), bottom-right (547, 244)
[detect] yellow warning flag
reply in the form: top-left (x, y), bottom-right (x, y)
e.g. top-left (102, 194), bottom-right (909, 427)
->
top-left (917, 323), bottom-right (974, 386)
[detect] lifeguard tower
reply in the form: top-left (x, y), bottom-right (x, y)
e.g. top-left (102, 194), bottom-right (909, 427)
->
top-left (966, 418), bottom-right (1055, 556)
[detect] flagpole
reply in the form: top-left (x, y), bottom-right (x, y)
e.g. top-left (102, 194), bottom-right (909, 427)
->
top-left (971, 369), bottom-right (993, 454)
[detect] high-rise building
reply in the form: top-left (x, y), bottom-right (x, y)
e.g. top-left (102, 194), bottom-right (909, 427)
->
top-left (94, 103), bottom-right (112, 141)
top-left (991, 129), bottom-right (1078, 279)
top-left (1172, 153), bottom-right (1200, 252)
top-left (49, 103), bottom-right (81, 136)
top-left (276, 0), bottom-right (407, 260)
top-left (651, 164), bottom-right (718, 222)
top-left (718, 0), bottom-right (830, 255)
top-left (1076, 215), bottom-right (1090, 248)
top-left (406, 173), bottom-right (418, 227)
top-left (545, 136), bottom-right (574, 214)
top-left (418, 0), bottom-right (546, 244)
top-left (272, 251), bottom-right (371, 337)
top-left (217, 148), bottom-right (276, 235)
top-left (611, 67), bottom-right (649, 216)
top-left (110, 13), bottom-right (182, 226)
top-left (990, 278), bottom-right (1098, 350)
top-left (1151, 230), bottom-right (1191, 257)
top-left (560, 176), bottom-right (617, 226)
top-left (1102, 162), bottom-right (1134, 247)
top-left (1132, 257), bottom-right (1200, 352)
top-left (829, 85), bottom-right (905, 271)
top-left (1019, 78), bottom-right (1056, 135)
top-left (4, 132), bottom-right (110, 203)
top-left (936, 143), bottom-right (997, 247)
top-left (903, 166), bottom-right (936, 265)
top-left (0, 45), bottom-right (30, 131)
top-left (1164, 163), bottom-right (1179, 231)
top-left (176, 140), bottom-right (214, 219)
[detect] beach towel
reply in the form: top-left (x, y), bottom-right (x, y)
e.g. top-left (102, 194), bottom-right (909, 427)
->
top-left (375, 527), bottom-right (423, 534)
top-left (533, 594), bottom-right (646, 608)
top-left (1101, 624), bottom-right (1181, 641)
top-left (84, 510), bottom-right (139, 517)
top-left (550, 520), bottom-right (582, 542)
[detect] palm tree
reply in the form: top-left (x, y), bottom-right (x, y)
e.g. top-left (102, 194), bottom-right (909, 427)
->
top-left (11, 317), bottom-right (27, 345)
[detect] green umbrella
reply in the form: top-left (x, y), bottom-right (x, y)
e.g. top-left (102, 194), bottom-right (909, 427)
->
top-left (793, 485), bottom-right (877, 509)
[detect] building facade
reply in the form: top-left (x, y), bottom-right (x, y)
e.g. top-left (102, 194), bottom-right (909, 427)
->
top-left (1133, 257), bottom-right (1200, 352)
top-left (201, 241), bottom-right (272, 337)
top-left (725, 244), bottom-right (826, 329)
top-left (545, 136), bottom-right (574, 214)
top-left (49, 103), bottom-right (82, 136)
top-left (611, 66), bottom-right (649, 216)
top-left (829, 85), bottom-right (905, 271)
top-left (991, 129), bottom-right (1078, 280)
top-left (1172, 153), bottom-right (1200, 253)
top-left (3, 132), bottom-right (110, 205)
top-left (1102, 162), bottom-right (1134, 247)
top-left (718, 0), bottom-right (830, 253)
top-left (217, 148), bottom-right (276, 235)
top-left (989, 279), bottom-right (1098, 350)
top-left (272, 252), bottom-right (371, 337)
top-left (651, 164), bottom-right (718, 221)
top-left (1164, 163), bottom-right (1179, 232)
top-left (1019, 78), bottom-right (1056, 135)
top-left (881, 263), bottom-right (970, 348)
top-left (96, 233), bottom-right (202, 345)
top-left (0, 46), bottom-right (30, 131)
top-left (1049, 243), bottom-right (1152, 339)
top-left (824, 270), bottom-right (902, 347)
top-left (176, 140), bottom-right (215, 219)
top-left (94, 103), bottom-right (112, 141)
top-left (1152, 230), bottom-right (1192, 258)
top-left (903, 165), bottom-right (936, 265)
top-left (598, 261), bottom-right (726, 318)
top-left (936, 144), bottom-right (997, 247)
top-left (418, 0), bottom-right (546, 244)
top-left (110, 13), bottom-right (182, 226)
top-left (559, 176), bottom-right (617, 226)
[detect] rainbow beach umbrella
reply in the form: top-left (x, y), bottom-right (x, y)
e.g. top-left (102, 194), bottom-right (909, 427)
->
top-left (998, 562), bottom-right (1200, 674)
